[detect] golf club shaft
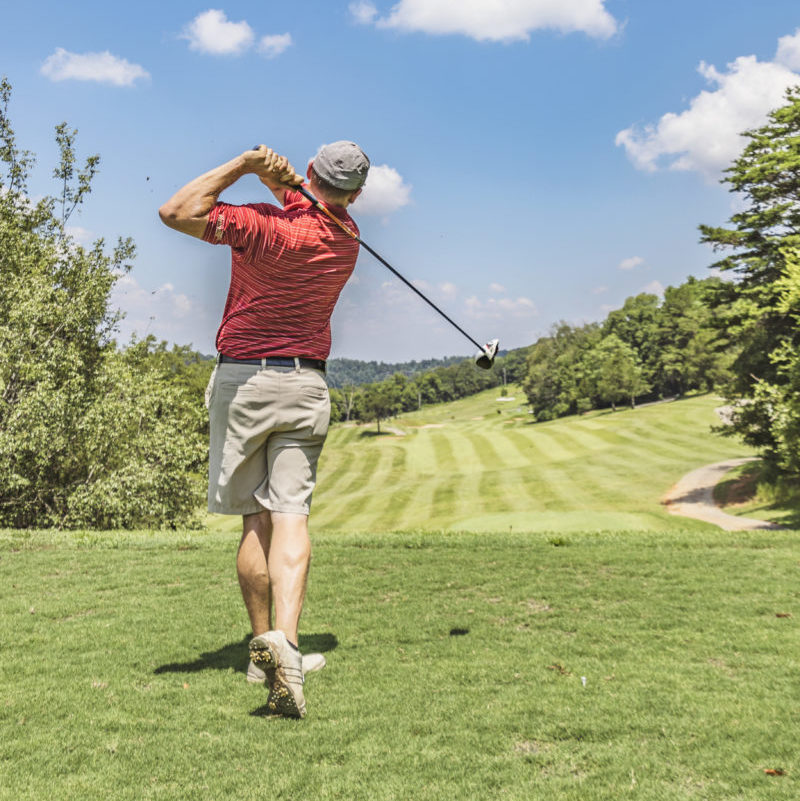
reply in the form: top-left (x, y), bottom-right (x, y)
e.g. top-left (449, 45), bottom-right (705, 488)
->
top-left (292, 184), bottom-right (486, 353)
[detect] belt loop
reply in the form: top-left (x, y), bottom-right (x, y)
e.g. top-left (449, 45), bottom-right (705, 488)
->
top-left (260, 357), bottom-right (266, 369)
top-left (293, 357), bottom-right (300, 372)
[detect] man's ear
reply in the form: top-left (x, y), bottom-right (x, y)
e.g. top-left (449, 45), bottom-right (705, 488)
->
top-left (306, 161), bottom-right (314, 181)
top-left (349, 187), bottom-right (362, 204)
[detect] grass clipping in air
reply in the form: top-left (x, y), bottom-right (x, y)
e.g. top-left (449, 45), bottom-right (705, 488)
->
top-left (1, 527), bottom-right (799, 800)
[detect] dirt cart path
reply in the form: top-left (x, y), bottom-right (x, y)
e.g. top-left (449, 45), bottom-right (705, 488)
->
top-left (662, 457), bottom-right (784, 531)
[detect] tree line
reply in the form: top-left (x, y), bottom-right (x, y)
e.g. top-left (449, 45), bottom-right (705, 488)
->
top-left (326, 355), bottom-right (467, 388)
top-left (328, 347), bottom-right (529, 431)
top-left (521, 276), bottom-right (731, 420)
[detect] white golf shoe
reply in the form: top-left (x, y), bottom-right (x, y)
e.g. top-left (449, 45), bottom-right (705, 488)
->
top-left (246, 652), bottom-right (326, 684)
top-left (248, 630), bottom-right (306, 718)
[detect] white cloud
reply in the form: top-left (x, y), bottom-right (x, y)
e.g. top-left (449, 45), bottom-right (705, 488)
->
top-left (642, 280), bottom-right (664, 296)
top-left (465, 295), bottom-right (537, 319)
top-left (350, 1), bottom-right (378, 25)
top-left (591, 285), bottom-right (608, 294)
top-left (366, 0), bottom-right (618, 42)
top-left (40, 48), bottom-right (149, 86)
top-left (489, 282), bottom-right (506, 293)
top-left (776, 28), bottom-right (800, 70)
top-left (618, 256), bottom-right (644, 271)
top-left (182, 9), bottom-right (255, 55)
top-left (616, 33), bottom-right (800, 180)
top-left (259, 33), bottom-right (293, 58)
top-left (109, 273), bottom-right (219, 349)
top-left (65, 225), bottom-right (94, 245)
top-left (440, 282), bottom-right (458, 296)
top-left (350, 164), bottom-right (412, 216)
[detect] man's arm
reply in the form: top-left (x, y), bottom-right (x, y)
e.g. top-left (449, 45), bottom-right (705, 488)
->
top-left (158, 146), bottom-right (302, 239)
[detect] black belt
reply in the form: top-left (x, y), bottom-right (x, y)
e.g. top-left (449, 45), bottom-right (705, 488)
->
top-left (217, 353), bottom-right (326, 373)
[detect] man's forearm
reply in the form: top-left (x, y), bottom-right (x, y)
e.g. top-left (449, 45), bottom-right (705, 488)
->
top-left (158, 155), bottom-right (249, 238)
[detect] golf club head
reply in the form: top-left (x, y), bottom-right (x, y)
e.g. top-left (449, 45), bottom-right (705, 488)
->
top-left (475, 338), bottom-right (499, 370)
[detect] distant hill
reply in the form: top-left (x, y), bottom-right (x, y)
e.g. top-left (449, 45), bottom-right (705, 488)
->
top-left (326, 355), bottom-right (468, 388)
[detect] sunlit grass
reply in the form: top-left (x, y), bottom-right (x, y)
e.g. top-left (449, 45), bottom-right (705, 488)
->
top-left (2, 528), bottom-right (798, 800)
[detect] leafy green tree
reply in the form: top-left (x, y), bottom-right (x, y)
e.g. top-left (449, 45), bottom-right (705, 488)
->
top-left (591, 334), bottom-right (650, 411)
top-left (699, 87), bottom-right (800, 475)
top-left (522, 322), bottom-right (600, 420)
top-left (602, 293), bottom-right (660, 384)
top-left (360, 379), bottom-right (402, 433)
top-left (653, 277), bottom-right (733, 396)
top-left (0, 79), bottom-right (205, 528)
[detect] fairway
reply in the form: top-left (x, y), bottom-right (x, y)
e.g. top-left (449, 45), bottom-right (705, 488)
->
top-left (2, 528), bottom-right (798, 800)
top-left (310, 391), bottom-right (752, 533)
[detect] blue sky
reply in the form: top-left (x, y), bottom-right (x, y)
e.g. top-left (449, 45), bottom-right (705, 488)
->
top-left (2, 1), bottom-right (800, 360)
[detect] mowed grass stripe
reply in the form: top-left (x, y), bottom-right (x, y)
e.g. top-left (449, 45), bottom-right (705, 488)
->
top-left (388, 471), bottom-right (439, 530)
top-left (439, 428), bottom-right (484, 474)
top-left (514, 427), bottom-right (577, 463)
top-left (477, 467), bottom-right (531, 515)
top-left (404, 426), bottom-right (437, 477)
top-left (314, 442), bottom-right (384, 528)
top-left (429, 470), bottom-right (486, 527)
top-left (429, 430), bottom-right (456, 476)
top-left (465, 430), bottom-right (509, 471)
top-left (332, 441), bottom-right (411, 530)
top-left (312, 393), bottom-right (753, 533)
top-left (565, 412), bottom-right (729, 464)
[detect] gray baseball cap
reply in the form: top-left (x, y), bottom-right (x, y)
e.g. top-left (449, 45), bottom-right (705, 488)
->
top-left (313, 141), bottom-right (370, 190)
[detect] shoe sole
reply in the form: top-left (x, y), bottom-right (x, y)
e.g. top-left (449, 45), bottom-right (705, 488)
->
top-left (248, 638), bottom-right (304, 719)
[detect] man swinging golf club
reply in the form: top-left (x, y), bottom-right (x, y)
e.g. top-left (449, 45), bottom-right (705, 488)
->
top-left (159, 140), bottom-right (370, 718)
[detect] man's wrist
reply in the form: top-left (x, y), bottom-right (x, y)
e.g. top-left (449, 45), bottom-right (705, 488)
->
top-left (235, 153), bottom-right (256, 176)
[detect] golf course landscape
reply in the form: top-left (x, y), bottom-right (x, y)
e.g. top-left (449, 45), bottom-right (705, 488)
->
top-left (3, 391), bottom-right (798, 800)
top-left (210, 388), bottom-right (762, 535)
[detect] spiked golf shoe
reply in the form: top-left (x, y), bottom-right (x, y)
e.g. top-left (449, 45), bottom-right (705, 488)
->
top-left (247, 652), bottom-right (326, 684)
top-left (249, 630), bottom-right (306, 718)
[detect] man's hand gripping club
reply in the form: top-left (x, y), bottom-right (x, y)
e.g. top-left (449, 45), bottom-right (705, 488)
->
top-left (158, 145), bottom-right (303, 239)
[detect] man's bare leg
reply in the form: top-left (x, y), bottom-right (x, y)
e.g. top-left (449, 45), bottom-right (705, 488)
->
top-left (237, 510), bottom-right (273, 636)
top-left (268, 511), bottom-right (311, 645)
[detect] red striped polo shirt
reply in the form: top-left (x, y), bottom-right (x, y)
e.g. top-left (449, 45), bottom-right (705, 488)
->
top-left (202, 188), bottom-right (360, 360)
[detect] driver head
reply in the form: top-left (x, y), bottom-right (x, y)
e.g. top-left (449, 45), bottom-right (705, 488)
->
top-left (475, 338), bottom-right (499, 370)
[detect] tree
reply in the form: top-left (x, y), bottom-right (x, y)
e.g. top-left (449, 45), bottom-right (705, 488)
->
top-left (0, 79), bottom-right (205, 528)
top-left (590, 334), bottom-right (649, 411)
top-left (360, 379), bottom-right (402, 433)
top-left (653, 277), bottom-right (733, 396)
top-left (602, 292), bottom-right (660, 385)
top-left (699, 87), bottom-right (800, 476)
top-left (522, 322), bottom-right (600, 420)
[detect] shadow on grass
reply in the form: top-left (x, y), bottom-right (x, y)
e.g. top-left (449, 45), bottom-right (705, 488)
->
top-left (715, 461), bottom-right (800, 529)
top-left (359, 430), bottom-right (392, 438)
top-left (154, 632), bottom-right (338, 677)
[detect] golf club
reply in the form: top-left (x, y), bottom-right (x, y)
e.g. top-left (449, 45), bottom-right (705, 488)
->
top-left (254, 148), bottom-right (500, 368)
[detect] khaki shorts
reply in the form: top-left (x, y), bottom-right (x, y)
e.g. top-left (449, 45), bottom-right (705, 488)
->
top-left (206, 362), bottom-right (330, 516)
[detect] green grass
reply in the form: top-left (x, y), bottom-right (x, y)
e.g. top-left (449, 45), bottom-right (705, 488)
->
top-left (306, 391), bottom-right (751, 533)
top-left (206, 390), bottom-right (761, 536)
top-left (2, 528), bottom-right (799, 800)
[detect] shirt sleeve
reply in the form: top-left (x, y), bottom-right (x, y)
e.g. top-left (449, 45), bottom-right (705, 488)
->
top-left (202, 202), bottom-right (274, 253)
